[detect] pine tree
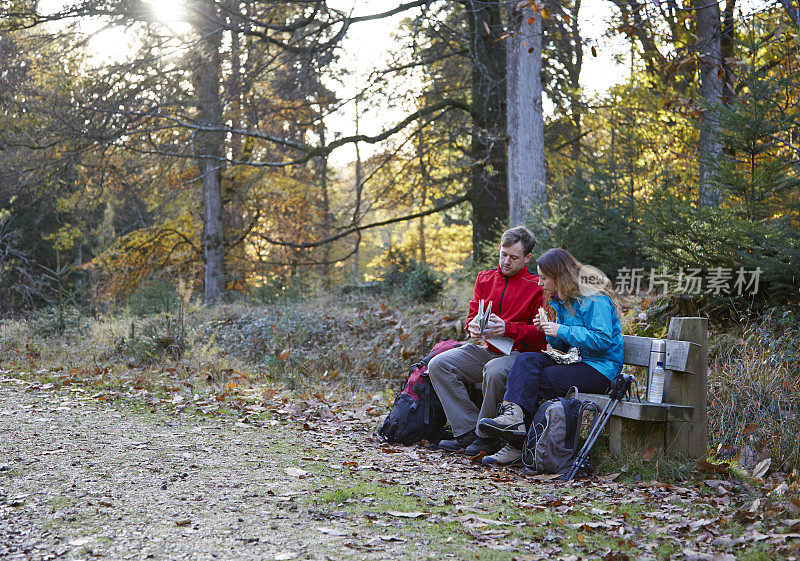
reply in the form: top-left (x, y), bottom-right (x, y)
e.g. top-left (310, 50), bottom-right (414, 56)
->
top-left (644, 25), bottom-right (800, 305)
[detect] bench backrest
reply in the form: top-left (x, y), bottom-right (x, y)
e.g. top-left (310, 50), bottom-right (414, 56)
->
top-left (622, 335), bottom-right (704, 375)
top-left (621, 317), bottom-right (708, 458)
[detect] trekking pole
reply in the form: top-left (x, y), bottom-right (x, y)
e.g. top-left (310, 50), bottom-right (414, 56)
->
top-left (567, 374), bottom-right (633, 480)
top-left (564, 399), bottom-right (614, 481)
top-left (565, 374), bottom-right (634, 481)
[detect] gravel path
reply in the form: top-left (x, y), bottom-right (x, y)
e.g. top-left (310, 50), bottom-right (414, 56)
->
top-left (4, 374), bottom-right (792, 561)
top-left (0, 375), bottom-right (433, 561)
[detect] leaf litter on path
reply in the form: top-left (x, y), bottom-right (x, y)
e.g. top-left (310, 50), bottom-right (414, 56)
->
top-left (4, 373), bottom-right (800, 561)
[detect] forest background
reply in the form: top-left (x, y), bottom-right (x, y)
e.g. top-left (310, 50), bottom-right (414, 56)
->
top-left (0, 1), bottom-right (799, 474)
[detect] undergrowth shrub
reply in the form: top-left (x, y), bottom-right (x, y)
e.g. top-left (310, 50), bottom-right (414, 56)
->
top-left (126, 313), bottom-right (185, 364)
top-left (249, 277), bottom-right (306, 304)
top-left (194, 298), bottom-right (414, 387)
top-left (27, 305), bottom-right (86, 336)
top-left (124, 279), bottom-right (193, 363)
top-left (0, 319), bottom-right (35, 356)
top-left (0, 285), bottom-right (462, 408)
top-left (709, 310), bottom-right (800, 476)
top-left (380, 250), bottom-right (442, 302)
top-left (124, 275), bottom-right (178, 316)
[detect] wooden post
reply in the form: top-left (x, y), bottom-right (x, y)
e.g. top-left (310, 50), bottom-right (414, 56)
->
top-left (608, 417), bottom-right (666, 457)
top-left (664, 317), bottom-right (708, 458)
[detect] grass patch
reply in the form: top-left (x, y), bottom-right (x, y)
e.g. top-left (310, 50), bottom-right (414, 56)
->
top-left (47, 496), bottom-right (75, 511)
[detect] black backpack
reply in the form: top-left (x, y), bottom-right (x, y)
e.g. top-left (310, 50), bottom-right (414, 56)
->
top-left (377, 339), bottom-right (463, 445)
top-left (521, 388), bottom-right (598, 475)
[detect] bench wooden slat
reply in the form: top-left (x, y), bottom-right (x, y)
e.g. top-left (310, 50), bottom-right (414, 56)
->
top-left (622, 335), bottom-right (703, 375)
top-left (665, 339), bottom-right (703, 376)
top-left (621, 335), bottom-right (652, 367)
top-left (576, 392), bottom-right (694, 423)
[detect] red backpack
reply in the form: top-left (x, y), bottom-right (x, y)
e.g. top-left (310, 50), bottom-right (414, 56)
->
top-left (377, 339), bottom-right (463, 445)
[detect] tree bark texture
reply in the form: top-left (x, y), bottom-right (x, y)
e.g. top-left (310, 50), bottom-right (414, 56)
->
top-left (777, 0), bottom-right (800, 28)
top-left (507, 3), bottom-right (547, 226)
top-left (192, 1), bottom-right (227, 301)
top-left (694, 0), bottom-right (724, 207)
top-left (465, 0), bottom-right (508, 259)
top-left (317, 121), bottom-right (332, 290)
top-left (566, 0), bottom-right (583, 180)
top-left (352, 120), bottom-right (363, 283)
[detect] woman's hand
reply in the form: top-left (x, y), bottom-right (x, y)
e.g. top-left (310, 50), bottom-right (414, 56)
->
top-left (535, 319), bottom-right (560, 337)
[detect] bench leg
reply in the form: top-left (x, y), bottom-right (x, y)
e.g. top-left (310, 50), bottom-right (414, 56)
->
top-left (666, 420), bottom-right (704, 458)
top-left (608, 417), bottom-right (623, 458)
top-left (607, 418), bottom-right (668, 458)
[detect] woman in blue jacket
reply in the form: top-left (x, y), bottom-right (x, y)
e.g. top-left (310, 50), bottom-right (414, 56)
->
top-left (478, 248), bottom-right (624, 466)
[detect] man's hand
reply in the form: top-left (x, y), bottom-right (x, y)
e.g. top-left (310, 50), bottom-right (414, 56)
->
top-left (482, 314), bottom-right (505, 338)
top-left (467, 317), bottom-right (482, 338)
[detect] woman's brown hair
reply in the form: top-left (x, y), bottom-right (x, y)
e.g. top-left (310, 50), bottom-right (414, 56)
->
top-left (536, 248), bottom-right (618, 315)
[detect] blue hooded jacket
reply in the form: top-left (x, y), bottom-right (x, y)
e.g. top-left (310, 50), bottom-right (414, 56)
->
top-left (546, 294), bottom-right (624, 381)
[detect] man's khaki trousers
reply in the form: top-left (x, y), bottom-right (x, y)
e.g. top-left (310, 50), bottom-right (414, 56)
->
top-left (427, 343), bottom-right (520, 438)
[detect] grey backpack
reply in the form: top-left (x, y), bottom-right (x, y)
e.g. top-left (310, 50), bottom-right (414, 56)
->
top-left (521, 388), bottom-right (598, 475)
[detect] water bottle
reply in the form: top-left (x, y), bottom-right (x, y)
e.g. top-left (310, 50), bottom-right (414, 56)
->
top-left (648, 339), bottom-right (666, 376)
top-left (648, 361), bottom-right (666, 403)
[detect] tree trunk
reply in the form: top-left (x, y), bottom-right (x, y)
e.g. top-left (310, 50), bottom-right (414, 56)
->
top-left (465, 0), bottom-right (507, 260)
top-left (191, 0), bottom-right (226, 301)
top-left (567, 0), bottom-right (584, 184)
top-left (694, 0), bottom-right (724, 207)
top-left (506, 3), bottom-right (547, 226)
top-left (352, 108), bottom-right (363, 283)
top-left (317, 121), bottom-right (332, 290)
top-left (224, 4), bottom-right (247, 285)
top-left (418, 186), bottom-right (427, 265)
top-left (417, 130), bottom-right (428, 265)
top-left (777, 0), bottom-right (800, 28)
top-left (720, 0), bottom-right (736, 105)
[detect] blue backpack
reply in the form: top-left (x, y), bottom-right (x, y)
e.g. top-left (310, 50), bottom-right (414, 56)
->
top-left (522, 388), bottom-right (598, 475)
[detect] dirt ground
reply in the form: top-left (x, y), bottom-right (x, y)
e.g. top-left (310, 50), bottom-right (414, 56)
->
top-left (2, 373), bottom-right (796, 561)
top-left (0, 374), bottom-right (429, 561)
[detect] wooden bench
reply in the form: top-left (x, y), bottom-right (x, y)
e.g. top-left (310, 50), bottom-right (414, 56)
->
top-left (575, 317), bottom-right (708, 459)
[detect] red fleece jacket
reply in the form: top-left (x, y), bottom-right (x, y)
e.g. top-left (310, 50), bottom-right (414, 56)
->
top-left (466, 267), bottom-right (547, 353)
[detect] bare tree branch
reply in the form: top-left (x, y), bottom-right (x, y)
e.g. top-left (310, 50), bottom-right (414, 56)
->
top-left (258, 195), bottom-right (470, 249)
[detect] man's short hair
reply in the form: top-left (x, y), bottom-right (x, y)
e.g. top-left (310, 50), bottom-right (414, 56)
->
top-left (500, 226), bottom-right (536, 255)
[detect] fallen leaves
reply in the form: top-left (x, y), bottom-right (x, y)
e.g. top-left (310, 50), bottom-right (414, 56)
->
top-left (526, 473), bottom-right (562, 482)
top-left (386, 510), bottom-right (426, 518)
top-left (570, 521), bottom-right (613, 531)
top-left (682, 550), bottom-right (735, 561)
top-left (8, 368), bottom-right (800, 561)
top-left (752, 457), bottom-right (771, 479)
top-left (696, 459), bottom-right (731, 475)
top-left (316, 526), bottom-right (349, 536)
top-left (446, 513), bottom-right (512, 529)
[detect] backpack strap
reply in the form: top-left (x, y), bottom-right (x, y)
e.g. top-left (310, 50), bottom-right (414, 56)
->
top-left (559, 397), bottom-right (582, 448)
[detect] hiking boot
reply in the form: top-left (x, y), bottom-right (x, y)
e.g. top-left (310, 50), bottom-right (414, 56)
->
top-left (482, 443), bottom-right (522, 466)
top-left (478, 401), bottom-right (526, 438)
top-left (438, 431), bottom-right (477, 453)
top-left (464, 436), bottom-right (502, 456)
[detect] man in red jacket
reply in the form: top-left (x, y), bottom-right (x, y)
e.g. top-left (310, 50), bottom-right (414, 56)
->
top-left (428, 226), bottom-right (546, 460)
